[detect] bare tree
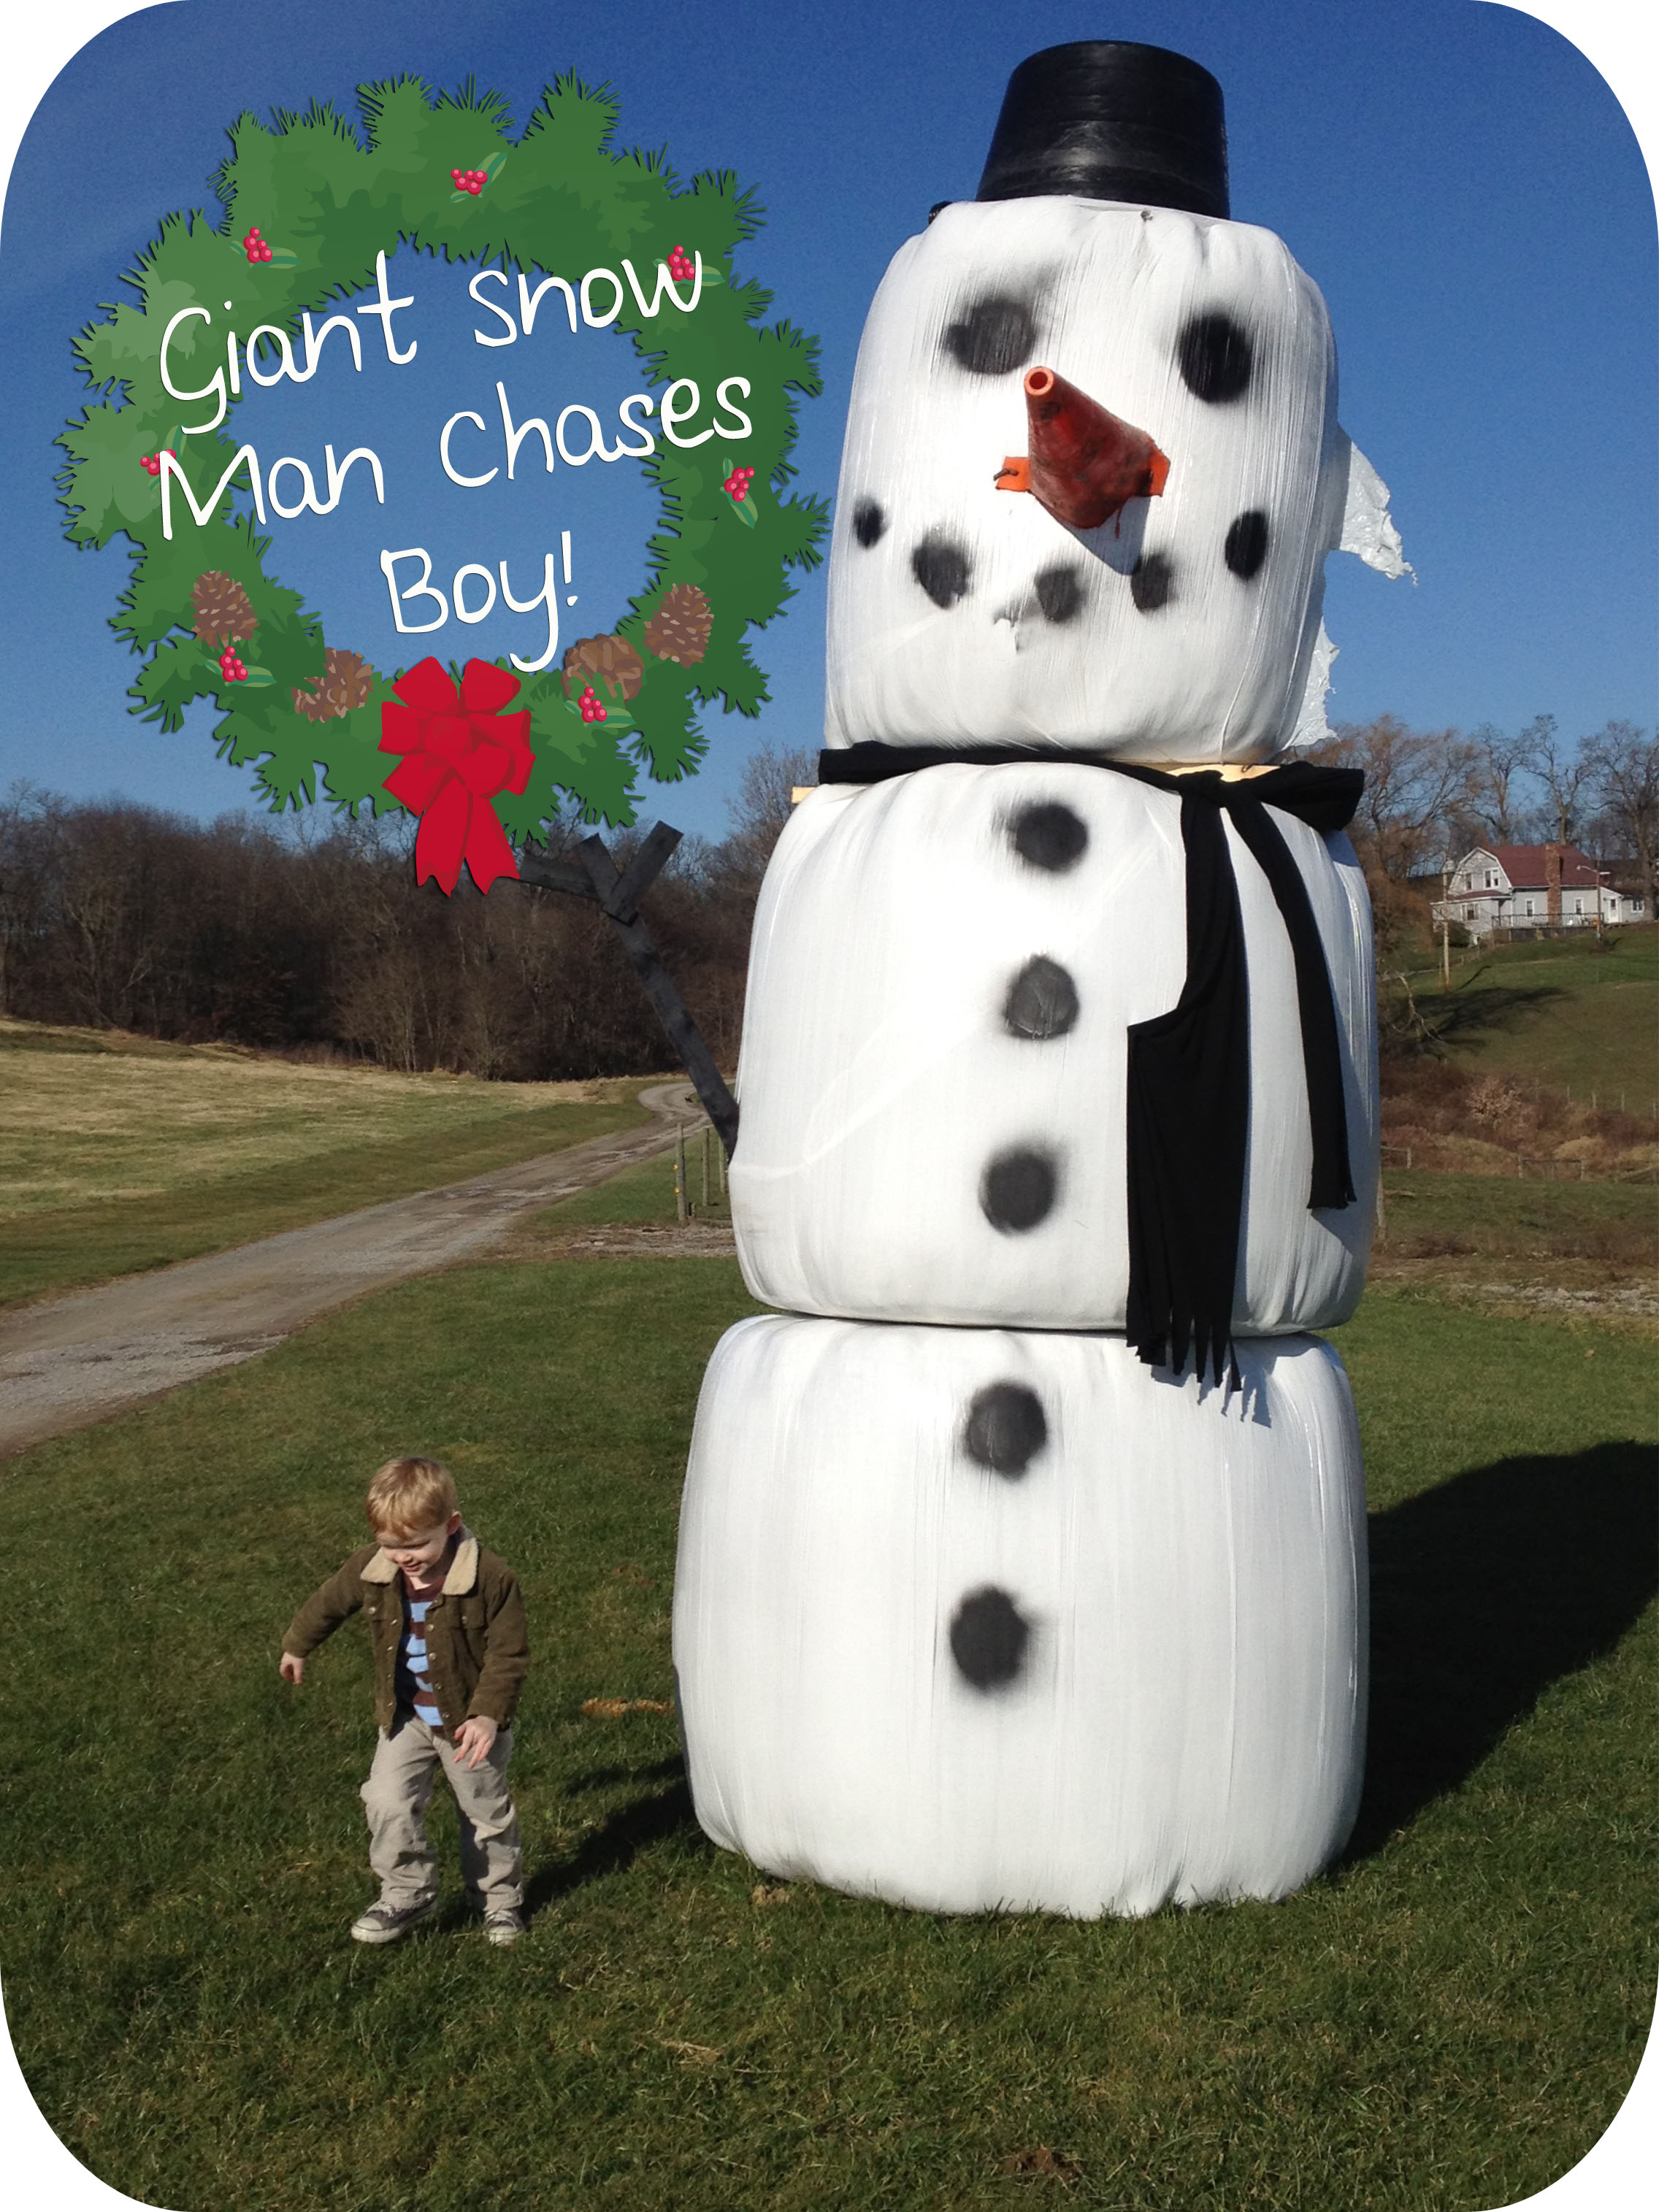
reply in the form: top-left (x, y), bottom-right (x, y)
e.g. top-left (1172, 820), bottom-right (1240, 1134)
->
top-left (1519, 714), bottom-right (1593, 846)
top-left (718, 742), bottom-right (819, 892)
top-left (1311, 717), bottom-right (1479, 948)
top-left (0, 783), bottom-right (61, 1017)
top-left (1464, 722), bottom-right (1538, 845)
top-left (1581, 720), bottom-right (1659, 911)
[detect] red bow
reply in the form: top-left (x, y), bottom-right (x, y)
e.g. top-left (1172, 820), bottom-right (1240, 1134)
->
top-left (379, 658), bottom-right (535, 895)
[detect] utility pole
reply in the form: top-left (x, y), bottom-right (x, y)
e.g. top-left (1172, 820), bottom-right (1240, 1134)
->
top-left (1440, 854), bottom-right (1452, 990)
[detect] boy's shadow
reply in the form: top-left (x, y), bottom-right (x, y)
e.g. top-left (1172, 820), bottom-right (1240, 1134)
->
top-left (1343, 1439), bottom-right (1657, 1863)
top-left (526, 1757), bottom-right (702, 1911)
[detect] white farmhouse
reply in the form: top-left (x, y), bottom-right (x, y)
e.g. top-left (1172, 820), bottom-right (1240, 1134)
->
top-left (1433, 842), bottom-right (1644, 940)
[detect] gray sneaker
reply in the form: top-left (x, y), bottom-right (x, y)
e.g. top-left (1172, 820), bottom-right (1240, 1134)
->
top-left (483, 1908), bottom-right (524, 1947)
top-left (350, 1896), bottom-right (437, 1945)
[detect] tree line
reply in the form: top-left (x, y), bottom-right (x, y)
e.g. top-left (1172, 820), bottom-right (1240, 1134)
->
top-left (0, 746), bottom-right (811, 1079)
top-left (3, 718), bottom-right (1651, 1078)
top-left (1309, 715), bottom-right (1656, 953)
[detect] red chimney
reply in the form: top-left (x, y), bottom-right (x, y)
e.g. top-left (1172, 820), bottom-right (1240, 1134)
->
top-left (1545, 843), bottom-right (1563, 930)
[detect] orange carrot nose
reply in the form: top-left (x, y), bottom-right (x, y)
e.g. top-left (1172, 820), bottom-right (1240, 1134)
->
top-left (995, 366), bottom-right (1170, 531)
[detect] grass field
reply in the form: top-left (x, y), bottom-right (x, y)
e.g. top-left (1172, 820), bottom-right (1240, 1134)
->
top-left (0, 1021), bottom-right (658, 1308)
top-left (0, 1180), bottom-right (1652, 2209)
top-left (1376, 1172), bottom-right (1659, 1268)
top-left (1390, 931), bottom-right (1659, 1107)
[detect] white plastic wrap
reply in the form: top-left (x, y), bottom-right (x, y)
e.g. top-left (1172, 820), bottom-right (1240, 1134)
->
top-left (824, 197), bottom-right (1403, 763)
top-left (675, 1316), bottom-right (1368, 1917)
top-left (731, 764), bottom-right (1378, 1331)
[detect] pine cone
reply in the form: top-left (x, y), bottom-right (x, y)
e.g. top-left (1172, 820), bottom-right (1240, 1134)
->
top-left (562, 633), bottom-right (644, 700)
top-left (192, 571), bottom-right (256, 645)
top-left (292, 648), bottom-right (374, 723)
top-left (643, 583), bottom-right (711, 667)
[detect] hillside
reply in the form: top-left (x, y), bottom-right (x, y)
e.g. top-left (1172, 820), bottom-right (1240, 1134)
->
top-left (0, 1021), bottom-right (657, 1307)
top-left (1389, 929), bottom-right (1658, 1109)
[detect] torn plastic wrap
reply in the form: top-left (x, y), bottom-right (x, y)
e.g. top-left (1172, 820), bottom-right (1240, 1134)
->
top-left (729, 761), bottom-right (1378, 1334)
top-left (675, 1316), bottom-right (1368, 1918)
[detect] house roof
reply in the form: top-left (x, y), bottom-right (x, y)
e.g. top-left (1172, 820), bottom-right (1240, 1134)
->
top-left (1467, 844), bottom-right (1606, 891)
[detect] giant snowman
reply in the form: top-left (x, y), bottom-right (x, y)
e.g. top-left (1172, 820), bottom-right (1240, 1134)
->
top-left (673, 42), bottom-right (1407, 1916)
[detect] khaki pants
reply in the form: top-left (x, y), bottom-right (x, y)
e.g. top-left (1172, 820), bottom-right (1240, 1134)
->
top-left (361, 1714), bottom-right (524, 1911)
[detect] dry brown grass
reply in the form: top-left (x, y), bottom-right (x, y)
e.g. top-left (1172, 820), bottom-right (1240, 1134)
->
top-left (1380, 1053), bottom-right (1659, 1179)
top-left (0, 1020), bottom-right (643, 1221)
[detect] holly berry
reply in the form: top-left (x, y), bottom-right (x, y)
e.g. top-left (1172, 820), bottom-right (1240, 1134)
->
top-left (452, 167), bottom-right (486, 195)
top-left (140, 448), bottom-right (176, 476)
top-left (578, 685), bottom-right (607, 724)
top-left (724, 464), bottom-right (756, 502)
top-left (667, 244), bottom-right (695, 282)
top-left (242, 226), bottom-right (272, 264)
top-left (219, 647), bottom-right (248, 683)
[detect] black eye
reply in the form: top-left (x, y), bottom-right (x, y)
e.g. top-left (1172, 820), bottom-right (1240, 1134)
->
top-left (1178, 312), bottom-right (1253, 403)
top-left (1033, 565), bottom-right (1083, 624)
top-left (943, 293), bottom-right (1037, 376)
top-left (853, 497), bottom-right (886, 548)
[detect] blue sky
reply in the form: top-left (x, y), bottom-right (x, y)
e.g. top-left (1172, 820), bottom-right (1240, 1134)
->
top-left (0, 0), bottom-right (1653, 856)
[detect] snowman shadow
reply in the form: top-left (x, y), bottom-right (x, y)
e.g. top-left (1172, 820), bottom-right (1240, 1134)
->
top-left (1341, 1438), bottom-right (1656, 1865)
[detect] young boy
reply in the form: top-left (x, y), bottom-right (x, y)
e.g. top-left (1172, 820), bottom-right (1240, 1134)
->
top-left (280, 1456), bottom-right (531, 1946)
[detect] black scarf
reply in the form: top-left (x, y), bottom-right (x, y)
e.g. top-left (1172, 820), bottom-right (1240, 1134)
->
top-left (818, 745), bottom-right (1363, 1389)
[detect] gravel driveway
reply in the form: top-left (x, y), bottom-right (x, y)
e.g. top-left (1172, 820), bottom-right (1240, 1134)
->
top-left (0, 1083), bottom-right (704, 1459)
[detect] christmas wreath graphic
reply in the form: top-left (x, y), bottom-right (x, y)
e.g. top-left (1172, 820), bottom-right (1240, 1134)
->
top-left (57, 74), bottom-right (827, 887)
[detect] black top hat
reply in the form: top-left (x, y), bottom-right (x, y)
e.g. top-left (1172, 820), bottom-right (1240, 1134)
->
top-left (976, 41), bottom-right (1229, 218)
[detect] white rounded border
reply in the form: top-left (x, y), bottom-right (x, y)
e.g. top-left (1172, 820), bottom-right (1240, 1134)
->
top-left (0, 7), bottom-right (1652, 2210)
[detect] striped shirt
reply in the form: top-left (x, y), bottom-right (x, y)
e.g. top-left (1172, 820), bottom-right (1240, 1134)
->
top-left (395, 1594), bottom-right (442, 1727)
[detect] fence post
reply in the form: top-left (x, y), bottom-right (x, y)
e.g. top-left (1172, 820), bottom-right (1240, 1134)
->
top-left (701, 1124), bottom-right (711, 1211)
top-left (675, 1130), bottom-right (688, 1224)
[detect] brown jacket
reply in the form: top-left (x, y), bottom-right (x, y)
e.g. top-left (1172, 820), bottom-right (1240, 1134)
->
top-left (282, 1529), bottom-right (530, 1734)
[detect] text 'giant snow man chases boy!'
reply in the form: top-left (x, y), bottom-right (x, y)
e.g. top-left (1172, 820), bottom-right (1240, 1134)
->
top-left (675, 42), bottom-right (1408, 1917)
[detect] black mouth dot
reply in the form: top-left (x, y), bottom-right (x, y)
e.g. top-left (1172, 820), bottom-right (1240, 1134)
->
top-left (1225, 510), bottom-right (1269, 580)
top-left (1033, 564), bottom-right (1084, 624)
top-left (911, 533), bottom-right (972, 609)
top-left (853, 497), bottom-right (886, 549)
top-left (1130, 553), bottom-right (1174, 613)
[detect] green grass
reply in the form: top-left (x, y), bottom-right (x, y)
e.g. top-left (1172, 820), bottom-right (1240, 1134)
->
top-left (540, 1137), bottom-right (730, 1227)
top-left (1391, 931), bottom-right (1659, 1105)
top-left (0, 1249), bottom-right (1652, 2212)
top-left (0, 1028), bottom-right (656, 1307)
top-left (1377, 1171), bottom-right (1659, 1264)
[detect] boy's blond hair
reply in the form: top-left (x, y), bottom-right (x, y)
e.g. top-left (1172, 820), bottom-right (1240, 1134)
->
top-left (366, 1456), bottom-right (459, 1540)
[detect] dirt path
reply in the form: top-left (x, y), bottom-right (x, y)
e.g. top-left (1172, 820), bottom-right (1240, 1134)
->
top-left (0, 1082), bottom-right (705, 1459)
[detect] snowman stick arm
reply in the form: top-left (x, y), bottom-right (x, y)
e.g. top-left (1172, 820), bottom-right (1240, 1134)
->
top-left (606, 821), bottom-right (683, 921)
top-left (594, 899), bottom-right (740, 1158)
top-left (518, 832), bottom-right (739, 1156)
